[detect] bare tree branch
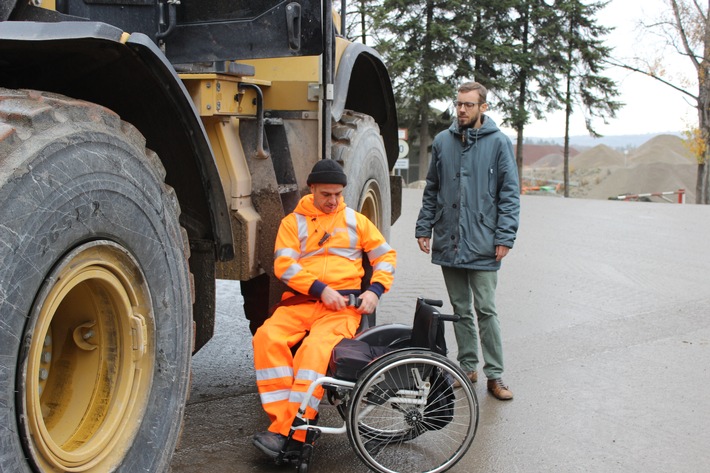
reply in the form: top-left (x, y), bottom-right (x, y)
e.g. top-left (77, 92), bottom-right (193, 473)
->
top-left (670, 0), bottom-right (702, 69)
top-left (603, 57), bottom-right (699, 102)
top-left (691, 0), bottom-right (707, 19)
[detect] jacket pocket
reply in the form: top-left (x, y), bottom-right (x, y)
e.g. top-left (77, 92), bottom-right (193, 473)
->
top-left (488, 167), bottom-right (496, 197)
top-left (480, 210), bottom-right (496, 231)
top-left (431, 207), bottom-right (443, 225)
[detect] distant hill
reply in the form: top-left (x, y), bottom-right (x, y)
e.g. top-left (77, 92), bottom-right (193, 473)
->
top-left (515, 132), bottom-right (684, 151)
top-left (521, 144), bottom-right (580, 166)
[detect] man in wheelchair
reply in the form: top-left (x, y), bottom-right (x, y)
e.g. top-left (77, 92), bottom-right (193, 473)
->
top-left (251, 159), bottom-right (397, 458)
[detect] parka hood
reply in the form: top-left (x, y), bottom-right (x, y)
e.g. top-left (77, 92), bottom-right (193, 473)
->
top-left (294, 194), bottom-right (346, 218)
top-left (449, 114), bottom-right (500, 139)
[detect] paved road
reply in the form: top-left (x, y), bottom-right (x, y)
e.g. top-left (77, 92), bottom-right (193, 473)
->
top-left (170, 189), bottom-right (710, 473)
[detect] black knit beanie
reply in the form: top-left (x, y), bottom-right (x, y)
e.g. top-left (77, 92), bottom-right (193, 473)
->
top-left (307, 159), bottom-right (348, 186)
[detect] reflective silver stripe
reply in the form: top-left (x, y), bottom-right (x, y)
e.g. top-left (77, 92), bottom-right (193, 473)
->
top-left (274, 247), bottom-right (300, 260)
top-left (281, 263), bottom-right (303, 284)
top-left (295, 213), bottom-right (309, 254)
top-left (260, 389), bottom-right (291, 405)
top-left (328, 247), bottom-right (362, 260)
top-left (256, 366), bottom-right (294, 382)
top-left (367, 242), bottom-right (393, 260)
top-left (289, 391), bottom-right (322, 412)
top-left (374, 262), bottom-right (395, 275)
top-left (301, 248), bottom-right (325, 259)
top-left (295, 369), bottom-right (324, 383)
top-left (345, 208), bottom-right (358, 247)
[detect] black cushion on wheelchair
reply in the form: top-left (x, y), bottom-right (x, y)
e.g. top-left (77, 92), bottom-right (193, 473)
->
top-left (354, 323), bottom-right (411, 347)
top-left (328, 338), bottom-right (391, 381)
top-left (328, 299), bottom-right (448, 382)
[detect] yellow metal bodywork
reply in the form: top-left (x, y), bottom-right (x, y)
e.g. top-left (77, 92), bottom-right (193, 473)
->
top-left (181, 73), bottom-right (273, 279)
top-left (24, 241), bottom-right (153, 472)
top-left (180, 36), bottom-right (359, 280)
top-left (181, 73), bottom-right (264, 117)
top-left (242, 56), bottom-right (319, 111)
top-left (203, 115), bottom-right (261, 278)
top-left (242, 36), bottom-right (348, 110)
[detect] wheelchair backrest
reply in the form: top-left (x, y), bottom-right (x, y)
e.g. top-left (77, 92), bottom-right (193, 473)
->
top-left (410, 298), bottom-right (447, 354)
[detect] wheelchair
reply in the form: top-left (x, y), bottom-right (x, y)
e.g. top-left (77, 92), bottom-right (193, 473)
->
top-left (273, 297), bottom-right (479, 473)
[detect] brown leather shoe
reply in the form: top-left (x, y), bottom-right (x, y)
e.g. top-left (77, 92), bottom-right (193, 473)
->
top-left (487, 378), bottom-right (513, 400)
top-left (452, 371), bottom-right (477, 388)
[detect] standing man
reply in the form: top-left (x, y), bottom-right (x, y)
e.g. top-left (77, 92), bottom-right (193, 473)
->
top-left (252, 159), bottom-right (397, 456)
top-left (415, 81), bottom-right (519, 400)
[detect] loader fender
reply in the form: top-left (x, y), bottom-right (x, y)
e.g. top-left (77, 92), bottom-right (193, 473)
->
top-left (333, 42), bottom-right (399, 171)
top-left (0, 20), bottom-right (233, 262)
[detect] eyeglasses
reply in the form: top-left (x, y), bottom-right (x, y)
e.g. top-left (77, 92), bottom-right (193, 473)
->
top-left (452, 101), bottom-right (482, 109)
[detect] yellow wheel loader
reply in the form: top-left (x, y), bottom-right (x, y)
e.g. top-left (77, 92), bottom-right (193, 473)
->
top-left (0, 1), bottom-right (399, 471)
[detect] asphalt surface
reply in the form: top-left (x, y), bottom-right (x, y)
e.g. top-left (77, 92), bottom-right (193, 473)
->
top-left (170, 188), bottom-right (710, 473)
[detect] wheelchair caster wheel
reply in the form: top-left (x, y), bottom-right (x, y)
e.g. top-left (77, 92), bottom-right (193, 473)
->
top-left (298, 461), bottom-right (309, 473)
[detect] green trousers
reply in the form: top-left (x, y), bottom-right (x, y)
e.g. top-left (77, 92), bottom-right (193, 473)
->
top-left (441, 266), bottom-right (504, 379)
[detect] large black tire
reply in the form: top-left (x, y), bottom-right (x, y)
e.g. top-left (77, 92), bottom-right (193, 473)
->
top-left (333, 110), bottom-right (392, 239)
top-left (0, 89), bottom-right (192, 472)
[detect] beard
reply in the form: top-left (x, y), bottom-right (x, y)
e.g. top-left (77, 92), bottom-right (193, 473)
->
top-left (458, 112), bottom-right (483, 130)
top-left (458, 115), bottom-right (474, 129)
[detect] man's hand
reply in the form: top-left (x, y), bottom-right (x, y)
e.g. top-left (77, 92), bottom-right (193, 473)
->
top-left (495, 245), bottom-right (510, 262)
top-left (320, 286), bottom-right (347, 310)
top-left (356, 290), bottom-right (379, 315)
top-left (417, 237), bottom-right (431, 254)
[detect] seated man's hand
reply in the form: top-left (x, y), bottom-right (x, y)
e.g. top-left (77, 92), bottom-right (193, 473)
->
top-left (356, 290), bottom-right (379, 315)
top-left (320, 286), bottom-right (347, 311)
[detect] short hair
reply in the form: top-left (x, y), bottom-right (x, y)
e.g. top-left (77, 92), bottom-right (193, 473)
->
top-left (457, 82), bottom-right (488, 103)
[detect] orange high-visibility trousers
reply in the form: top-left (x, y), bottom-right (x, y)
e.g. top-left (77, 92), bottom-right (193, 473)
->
top-left (252, 301), bottom-right (360, 441)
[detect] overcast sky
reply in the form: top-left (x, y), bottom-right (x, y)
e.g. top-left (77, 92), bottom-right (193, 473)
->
top-left (491, 0), bottom-right (698, 139)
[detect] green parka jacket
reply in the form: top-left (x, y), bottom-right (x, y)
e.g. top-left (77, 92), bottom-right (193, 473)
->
top-left (415, 116), bottom-right (520, 270)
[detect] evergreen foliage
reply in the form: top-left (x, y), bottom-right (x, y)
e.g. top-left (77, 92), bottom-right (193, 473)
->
top-left (357, 0), bottom-right (621, 186)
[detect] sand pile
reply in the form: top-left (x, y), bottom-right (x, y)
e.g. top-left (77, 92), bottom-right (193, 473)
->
top-left (522, 134), bottom-right (699, 203)
top-left (572, 144), bottom-right (625, 169)
top-left (629, 134), bottom-right (695, 165)
top-left (582, 162), bottom-right (696, 201)
top-left (533, 153), bottom-right (563, 168)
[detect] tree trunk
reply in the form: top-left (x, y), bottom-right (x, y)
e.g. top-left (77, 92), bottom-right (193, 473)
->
top-left (418, 113), bottom-right (431, 181)
top-left (516, 127), bottom-right (524, 187)
top-left (703, 149), bottom-right (710, 204)
top-left (563, 34), bottom-right (573, 198)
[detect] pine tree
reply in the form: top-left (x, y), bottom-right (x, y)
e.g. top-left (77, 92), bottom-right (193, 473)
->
top-left (557, 0), bottom-right (622, 197)
top-left (372, 0), bottom-right (466, 180)
top-left (343, 0), bottom-right (378, 44)
top-left (453, 0), bottom-right (518, 92)
top-left (493, 0), bottom-right (566, 184)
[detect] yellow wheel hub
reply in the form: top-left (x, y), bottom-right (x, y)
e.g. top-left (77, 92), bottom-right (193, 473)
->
top-left (360, 178), bottom-right (382, 228)
top-left (22, 241), bottom-right (154, 472)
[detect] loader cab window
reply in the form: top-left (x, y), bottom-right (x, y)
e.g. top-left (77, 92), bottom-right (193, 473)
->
top-left (177, 1), bottom-right (286, 23)
top-left (166, 0), bottom-right (324, 63)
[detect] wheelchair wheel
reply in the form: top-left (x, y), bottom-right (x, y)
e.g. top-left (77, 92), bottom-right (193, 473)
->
top-left (346, 349), bottom-right (478, 473)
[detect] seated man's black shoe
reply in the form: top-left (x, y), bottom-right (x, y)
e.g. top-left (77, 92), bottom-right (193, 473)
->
top-left (253, 431), bottom-right (288, 458)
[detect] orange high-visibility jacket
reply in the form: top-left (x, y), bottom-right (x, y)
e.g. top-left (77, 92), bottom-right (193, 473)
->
top-left (274, 194), bottom-right (396, 299)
